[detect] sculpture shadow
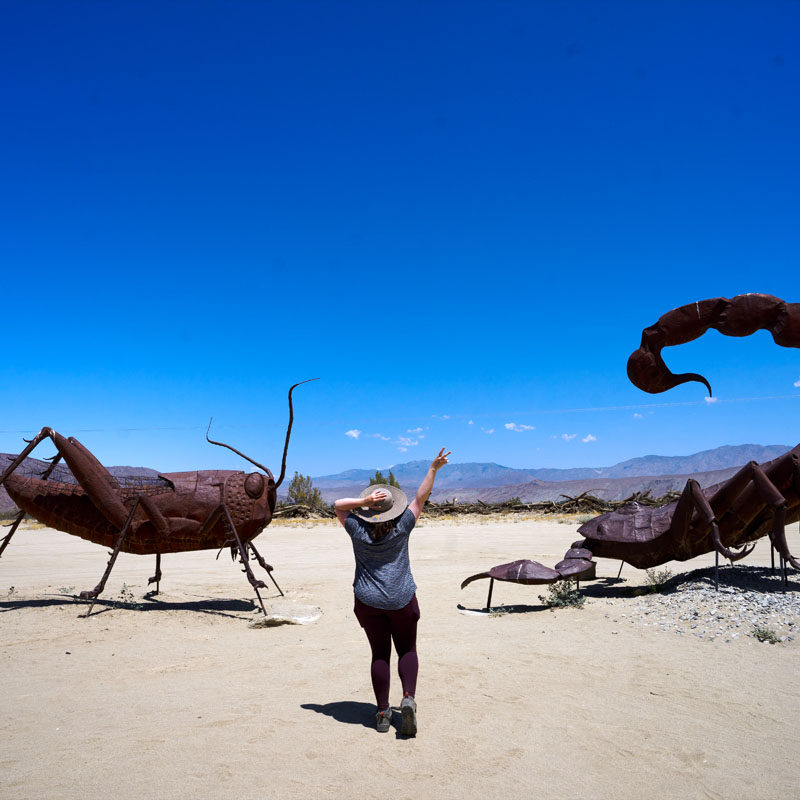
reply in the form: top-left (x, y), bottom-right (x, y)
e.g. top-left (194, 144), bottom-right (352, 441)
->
top-left (456, 602), bottom-right (546, 615)
top-left (301, 701), bottom-right (376, 729)
top-left (580, 564), bottom-right (800, 600)
top-left (0, 592), bottom-right (264, 620)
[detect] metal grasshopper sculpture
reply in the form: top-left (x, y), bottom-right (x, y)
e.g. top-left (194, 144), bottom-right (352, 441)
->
top-left (0, 379), bottom-right (317, 614)
top-left (462, 294), bottom-right (800, 604)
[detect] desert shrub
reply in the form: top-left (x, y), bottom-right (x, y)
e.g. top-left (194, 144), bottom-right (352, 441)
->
top-left (538, 579), bottom-right (585, 609)
top-left (501, 496), bottom-right (523, 507)
top-left (287, 472), bottom-right (324, 507)
top-left (368, 470), bottom-right (401, 488)
top-left (752, 625), bottom-right (780, 644)
top-left (645, 567), bottom-right (674, 593)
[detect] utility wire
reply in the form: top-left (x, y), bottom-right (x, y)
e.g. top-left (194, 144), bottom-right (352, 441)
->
top-left (1, 393), bottom-right (799, 435)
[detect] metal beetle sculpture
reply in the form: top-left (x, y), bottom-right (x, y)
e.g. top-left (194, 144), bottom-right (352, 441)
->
top-left (0, 379), bottom-right (317, 614)
top-left (462, 294), bottom-right (800, 604)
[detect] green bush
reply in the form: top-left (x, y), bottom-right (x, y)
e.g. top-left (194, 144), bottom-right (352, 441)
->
top-left (368, 470), bottom-right (401, 488)
top-left (645, 567), bottom-right (674, 593)
top-left (287, 472), bottom-right (324, 507)
top-left (538, 580), bottom-right (585, 609)
top-left (752, 625), bottom-right (780, 644)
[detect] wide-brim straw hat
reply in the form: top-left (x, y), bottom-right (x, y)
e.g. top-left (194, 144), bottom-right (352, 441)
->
top-left (352, 484), bottom-right (408, 523)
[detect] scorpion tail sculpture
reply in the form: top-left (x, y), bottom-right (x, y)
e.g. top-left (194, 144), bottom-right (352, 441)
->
top-left (461, 294), bottom-right (800, 606)
top-left (627, 293), bottom-right (800, 396)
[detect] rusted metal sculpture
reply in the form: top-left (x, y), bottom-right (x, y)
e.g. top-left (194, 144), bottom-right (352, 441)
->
top-left (463, 294), bottom-right (800, 605)
top-left (0, 380), bottom-right (317, 614)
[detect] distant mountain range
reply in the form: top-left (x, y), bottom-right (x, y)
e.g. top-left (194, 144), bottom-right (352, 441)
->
top-left (305, 443), bottom-right (793, 503)
top-left (1, 443), bottom-right (794, 512)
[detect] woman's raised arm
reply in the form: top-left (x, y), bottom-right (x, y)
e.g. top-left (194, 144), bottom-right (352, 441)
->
top-left (408, 448), bottom-right (451, 520)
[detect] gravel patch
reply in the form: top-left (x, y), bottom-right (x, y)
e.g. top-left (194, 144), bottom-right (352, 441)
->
top-left (601, 565), bottom-right (800, 644)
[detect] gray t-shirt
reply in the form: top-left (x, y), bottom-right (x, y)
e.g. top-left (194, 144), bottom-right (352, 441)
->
top-left (344, 508), bottom-right (417, 610)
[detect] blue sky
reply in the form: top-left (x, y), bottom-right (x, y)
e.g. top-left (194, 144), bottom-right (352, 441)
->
top-left (1, 1), bottom-right (798, 477)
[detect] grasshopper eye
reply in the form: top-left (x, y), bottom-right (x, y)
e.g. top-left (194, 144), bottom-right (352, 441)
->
top-left (245, 472), bottom-right (265, 499)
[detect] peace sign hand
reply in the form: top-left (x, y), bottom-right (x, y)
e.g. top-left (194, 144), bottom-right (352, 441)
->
top-left (431, 448), bottom-right (451, 472)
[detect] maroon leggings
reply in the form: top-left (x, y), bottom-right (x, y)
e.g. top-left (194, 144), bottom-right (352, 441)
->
top-left (353, 594), bottom-right (420, 711)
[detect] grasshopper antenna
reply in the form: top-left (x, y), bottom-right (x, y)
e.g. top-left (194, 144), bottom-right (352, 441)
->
top-left (205, 378), bottom-right (319, 485)
top-left (206, 418), bottom-right (270, 474)
top-left (275, 378), bottom-right (319, 488)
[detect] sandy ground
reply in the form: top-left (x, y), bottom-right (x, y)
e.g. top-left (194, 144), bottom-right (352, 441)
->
top-left (1, 515), bottom-right (798, 800)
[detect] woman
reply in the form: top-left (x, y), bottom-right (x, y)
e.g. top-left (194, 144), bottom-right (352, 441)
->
top-left (334, 448), bottom-right (450, 735)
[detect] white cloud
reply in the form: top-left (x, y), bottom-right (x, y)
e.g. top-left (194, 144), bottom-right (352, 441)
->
top-left (431, 414), bottom-right (451, 420)
top-left (582, 434), bottom-right (597, 443)
top-left (704, 396), bottom-right (718, 404)
top-left (633, 412), bottom-right (643, 419)
top-left (407, 427), bottom-right (423, 433)
top-left (794, 377), bottom-right (800, 388)
top-left (468, 420), bottom-right (474, 425)
top-left (347, 430), bottom-right (391, 441)
top-left (561, 433), bottom-right (577, 441)
top-left (505, 422), bottom-right (536, 432)
top-left (481, 427), bottom-right (495, 434)
top-left (397, 446), bottom-right (408, 452)
top-left (397, 437), bottom-right (420, 448)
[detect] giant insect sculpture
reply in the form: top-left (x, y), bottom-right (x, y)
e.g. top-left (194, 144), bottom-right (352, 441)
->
top-left (462, 294), bottom-right (800, 604)
top-left (0, 379), bottom-right (317, 615)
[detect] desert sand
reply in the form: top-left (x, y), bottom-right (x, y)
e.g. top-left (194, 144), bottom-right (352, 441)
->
top-left (1, 515), bottom-right (798, 800)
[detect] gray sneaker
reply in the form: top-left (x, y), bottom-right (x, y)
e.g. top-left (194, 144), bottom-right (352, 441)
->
top-left (376, 708), bottom-right (392, 733)
top-left (400, 693), bottom-right (417, 737)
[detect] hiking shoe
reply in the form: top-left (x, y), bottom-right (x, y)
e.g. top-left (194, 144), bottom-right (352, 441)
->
top-left (400, 693), bottom-right (417, 737)
top-left (376, 708), bottom-right (392, 733)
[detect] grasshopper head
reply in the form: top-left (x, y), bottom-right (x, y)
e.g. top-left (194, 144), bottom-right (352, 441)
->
top-left (244, 469), bottom-right (277, 517)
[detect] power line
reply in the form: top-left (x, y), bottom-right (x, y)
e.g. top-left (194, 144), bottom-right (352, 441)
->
top-left (1, 393), bottom-right (798, 436)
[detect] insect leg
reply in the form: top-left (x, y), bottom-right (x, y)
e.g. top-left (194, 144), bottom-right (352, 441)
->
top-left (0, 510), bottom-right (26, 559)
top-left (80, 499), bottom-right (140, 615)
top-left (673, 479), bottom-right (754, 563)
top-left (218, 505), bottom-right (268, 615)
top-left (0, 427), bottom-right (58, 486)
top-left (0, 452), bottom-right (65, 560)
top-left (131, 494), bottom-right (170, 596)
top-left (248, 540), bottom-right (284, 597)
top-left (147, 553), bottom-right (162, 595)
top-left (726, 462), bottom-right (797, 570)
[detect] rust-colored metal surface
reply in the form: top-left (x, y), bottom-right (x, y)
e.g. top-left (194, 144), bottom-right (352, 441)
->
top-left (0, 380), bottom-right (316, 614)
top-left (627, 293), bottom-right (800, 395)
top-left (462, 294), bottom-right (800, 601)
